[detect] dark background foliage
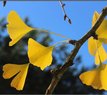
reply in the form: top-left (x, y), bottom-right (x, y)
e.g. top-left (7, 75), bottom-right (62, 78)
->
top-left (0, 17), bottom-right (104, 94)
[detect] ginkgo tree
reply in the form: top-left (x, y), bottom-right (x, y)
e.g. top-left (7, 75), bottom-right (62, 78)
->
top-left (1, 2), bottom-right (107, 95)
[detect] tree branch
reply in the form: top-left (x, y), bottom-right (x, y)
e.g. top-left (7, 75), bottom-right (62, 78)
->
top-left (45, 6), bottom-right (107, 95)
top-left (59, 0), bottom-right (71, 24)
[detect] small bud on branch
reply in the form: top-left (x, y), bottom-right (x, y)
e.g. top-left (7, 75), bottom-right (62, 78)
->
top-left (59, 0), bottom-right (72, 24)
top-left (3, 0), bottom-right (6, 7)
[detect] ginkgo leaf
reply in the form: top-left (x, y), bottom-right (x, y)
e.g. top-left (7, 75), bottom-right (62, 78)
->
top-left (99, 38), bottom-right (107, 44)
top-left (88, 37), bottom-right (102, 56)
top-left (7, 11), bottom-right (34, 46)
top-left (95, 45), bottom-right (107, 64)
top-left (79, 64), bottom-right (107, 90)
top-left (3, 63), bottom-right (29, 90)
top-left (88, 37), bottom-right (107, 64)
top-left (92, 11), bottom-right (107, 39)
top-left (98, 26), bottom-right (107, 39)
top-left (28, 38), bottom-right (54, 70)
top-left (92, 11), bottom-right (100, 27)
top-left (97, 20), bottom-right (107, 37)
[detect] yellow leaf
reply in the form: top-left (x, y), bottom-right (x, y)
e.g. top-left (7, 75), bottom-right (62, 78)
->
top-left (3, 64), bottom-right (29, 90)
top-left (28, 38), bottom-right (54, 70)
top-left (92, 11), bottom-right (100, 27)
top-left (95, 45), bottom-right (107, 65)
top-left (99, 38), bottom-right (107, 44)
top-left (88, 37), bottom-right (107, 64)
top-left (7, 11), bottom-right (34, 46)
top-left (79, 64), bottom-right (107, 90)
top-left (88, 37), bottom-right (101, 56)
top-left (92, 11), bottom-right (107, 39)
top-left (97, 20), bottom-right (107, 37)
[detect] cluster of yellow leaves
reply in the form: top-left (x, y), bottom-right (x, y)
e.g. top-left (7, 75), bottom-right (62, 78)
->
top-left (4, 10), bottom-right (107, 91)
top-left (80, 11), bottom-right (107, 90)
top-left (3, 11), bottom-right (54, 90)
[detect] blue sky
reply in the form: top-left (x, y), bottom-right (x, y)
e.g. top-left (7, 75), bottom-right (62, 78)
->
top-left (0, 1), bottom-right (107, 68)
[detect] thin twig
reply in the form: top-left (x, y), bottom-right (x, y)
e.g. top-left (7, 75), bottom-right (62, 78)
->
top-left (3, 0), bottom-right (7, 7)
top-left (45, 6), bottom-right (107, 95)
top-left (59, 0), bottom-right (72, 24)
